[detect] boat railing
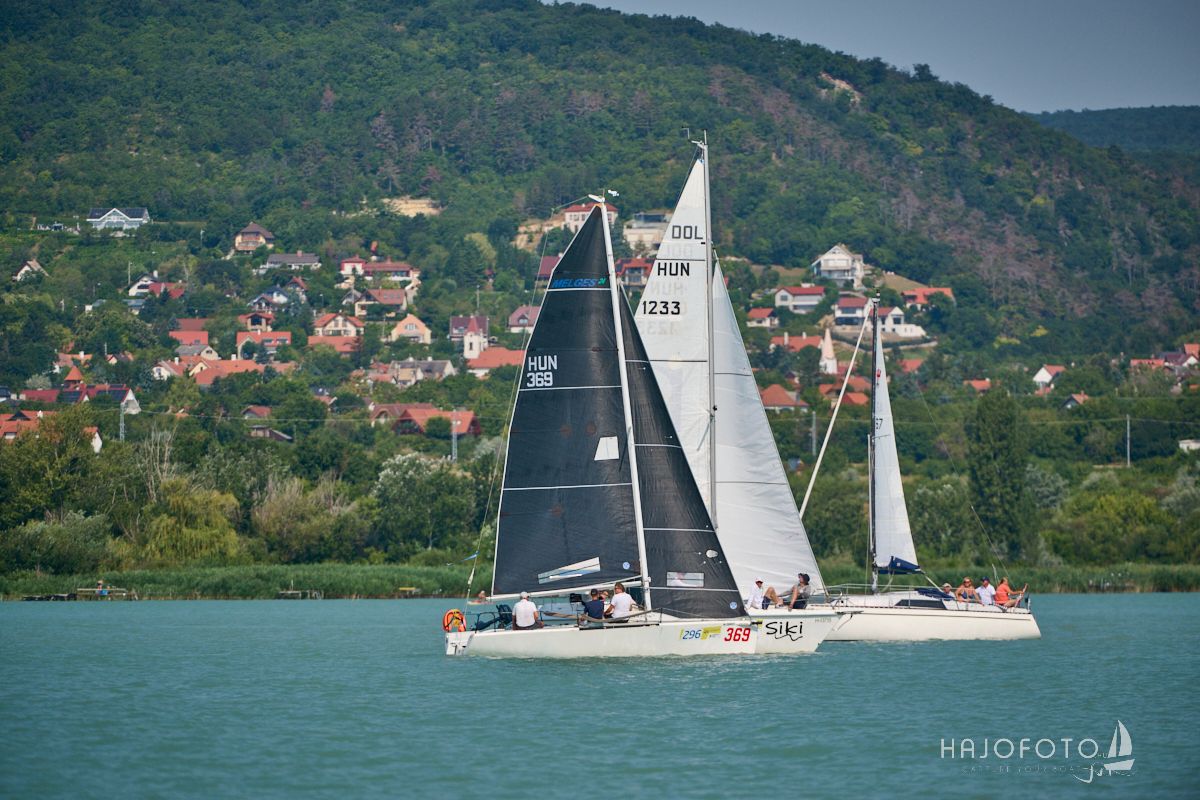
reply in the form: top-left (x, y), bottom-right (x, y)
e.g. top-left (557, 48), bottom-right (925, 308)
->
top-left (820, 583), bottom-right (1032, 612)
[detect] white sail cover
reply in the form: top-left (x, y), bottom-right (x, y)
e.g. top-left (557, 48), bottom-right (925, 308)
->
top-left (712, 264), bottom-right (825, 595)
top-left (871, 321), bottom-right (919, 572)
top-left (633, 159), bottom-right (713, 511)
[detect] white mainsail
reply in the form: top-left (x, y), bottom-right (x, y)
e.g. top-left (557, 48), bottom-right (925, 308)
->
top-left (632, 160), bottom-right (714, 511)
top-left (871, 309), bottom-right (919, 572)
top-left (712, 262), bottom-right (825, 594)
top-left (634, 152), bottom-right (824, 597)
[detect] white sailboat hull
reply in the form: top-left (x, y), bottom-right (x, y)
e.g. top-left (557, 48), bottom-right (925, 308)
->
top-left (747, 607), bottom-right (838, 653)
top-left (446, 619), bottom-right (757, 658)
top-left (824, 594), bottom-right (1041, 641)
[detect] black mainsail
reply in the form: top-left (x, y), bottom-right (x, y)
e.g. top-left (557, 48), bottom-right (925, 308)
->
top-left (492, 205), bottom-right (743, 619)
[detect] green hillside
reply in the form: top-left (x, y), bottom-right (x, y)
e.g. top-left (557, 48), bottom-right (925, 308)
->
top-left (1028, 106), bottom-right (1200, 153)
top-left (1, 0), bottom-right (1197, 353)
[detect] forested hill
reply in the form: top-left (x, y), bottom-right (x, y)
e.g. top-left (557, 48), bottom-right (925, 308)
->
top-left (1028, 106), bottom-right (1200, 153)
top-left (2, 0), bottom-right (1197, 351)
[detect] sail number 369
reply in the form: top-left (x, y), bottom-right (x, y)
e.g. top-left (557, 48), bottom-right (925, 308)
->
top-left (526, 371), bottom-right (554, 388)
top-left (639, 300), bottom-right (682, 316)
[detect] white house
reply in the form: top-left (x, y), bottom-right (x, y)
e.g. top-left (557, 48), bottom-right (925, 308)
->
top-left (87, 207), bottom-right (150, 231)
top-left (12, 260), bottom-right (46, 282)
top-left (811, 244), bottom-right (865, 289)
top-left (834, 294), bottom-right (869, 326)
top-left (1033, 364), bottom-right (1067, 389)
top-left (878, 306), bottom-right (927, 339)
top-left (262, 252), bottom-right (321, 272)
top-left (774, 286), bottom-right (825, 314)
top-left (562, 203), bottom-right (618, 233)
top-left (622, 211), bottom-right (669, 254)
top-left (746, 308), bottom-right (779, 329)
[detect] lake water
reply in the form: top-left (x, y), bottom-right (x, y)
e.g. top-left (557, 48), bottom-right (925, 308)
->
top-left (2, 594), bottom-right (1197, 798)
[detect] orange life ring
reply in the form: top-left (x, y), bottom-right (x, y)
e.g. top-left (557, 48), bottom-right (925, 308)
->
top-left (442, 608), bottom-right (466, 632)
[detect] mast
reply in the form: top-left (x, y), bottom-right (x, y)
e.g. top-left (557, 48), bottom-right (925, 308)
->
top-left (604, 198), bottom-right (654, 611)
top-left (869, 297), bottom-right (879, 593)
top-left (697, 133), bottom-right (718, 528)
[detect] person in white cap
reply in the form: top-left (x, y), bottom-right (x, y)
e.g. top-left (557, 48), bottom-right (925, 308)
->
top-left (512, 591), bottom-right (542, 630)
top-left (747, 579), bottom-right (784, 610)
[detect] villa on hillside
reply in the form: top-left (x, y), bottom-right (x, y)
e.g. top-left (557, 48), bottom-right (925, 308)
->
top-left (811, 244), bottom-right (865, 289)
top-left (234, 223), bottom-right (275, 252)
top-left (87, 207), bottom-right (150, 231)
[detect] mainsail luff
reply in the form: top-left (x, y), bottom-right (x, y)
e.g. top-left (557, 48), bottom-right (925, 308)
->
top-left (870, 300), bottom-right (920, 575)
top-left (491, 207), bottom-right (641, 596)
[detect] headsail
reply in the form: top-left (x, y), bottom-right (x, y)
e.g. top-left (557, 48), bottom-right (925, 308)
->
top-left (620, 297), bottom-right (744, 619)
top-left (871, 303), bottom-right (920, 574)
top-left (712, 262), bottom-right (825, 594)
top-left (492, 208), bottom-right (641, 595)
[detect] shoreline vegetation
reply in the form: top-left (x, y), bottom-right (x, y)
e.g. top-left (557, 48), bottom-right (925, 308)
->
top-left (3, 562), bottom-right (1199, 601)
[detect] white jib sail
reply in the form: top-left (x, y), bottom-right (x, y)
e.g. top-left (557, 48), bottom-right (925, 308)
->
top-left (633, 159), bottom-right (713, 511)
top-left (871, 322), bottom-right (919, 570)
top-left (712, 263), bottom-right (825, 596)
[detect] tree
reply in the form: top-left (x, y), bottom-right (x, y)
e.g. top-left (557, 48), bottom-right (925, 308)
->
top-left (373, 453), bottom-right (476, 557)
top-left (965, 391), bottom-right (1033, 561)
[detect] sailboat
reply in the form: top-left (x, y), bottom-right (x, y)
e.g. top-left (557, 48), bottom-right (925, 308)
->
top-left (444, 204), bottom-right (757, 657)
top-left (632, 142), bottom-right (838, 654)
top-left (821, 300), bottom-right (1042, 640)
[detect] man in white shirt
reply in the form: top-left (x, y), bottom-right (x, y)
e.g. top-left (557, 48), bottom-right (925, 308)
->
top-left (976, 576), bottom-right (996, 606)
top-left (512, 591), bottom-right (542, 629)
top-left (605, 582), bottom-right (636, 620)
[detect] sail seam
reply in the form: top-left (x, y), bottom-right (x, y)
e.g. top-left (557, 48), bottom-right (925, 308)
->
top-left (643, 527), bottom-right (712, 532)
top-left (503, 482), bottom-right (632, 491)
top-left (519, 384), bottom-right (621, 392)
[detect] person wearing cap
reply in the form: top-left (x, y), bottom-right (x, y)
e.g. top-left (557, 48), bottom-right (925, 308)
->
top-left (787, 573), bottom-right (812, 610)
top-left (976, 576), bottom-right (996, 606)
top-left (580, 588), bottom-right (606, 624)
top-left (746, 579), bottom-right (784, 610)
top-left (512, 591), bottom-right (542, 630)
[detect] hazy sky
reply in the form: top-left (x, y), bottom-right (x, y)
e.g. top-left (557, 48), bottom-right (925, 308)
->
top-left (585, 0), bottom-right (1200, 112)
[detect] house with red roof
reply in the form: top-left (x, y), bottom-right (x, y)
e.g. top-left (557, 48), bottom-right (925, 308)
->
top-left (1032, 364), bottom-right (1067, 389)
top-left (834, 295), bottom-right (869, 326)
top-left (508, 305), bottom-right (540, 334)
top-left (175, 318), bottom-right (211, 332)
top-left (615, 257), bottom-right (652, 288)
top-left (314, 313), bottom-right (364, 338)
top-left (354, 288), bottom-right (408, 318)
top-left (369, 402), bottom-right (435, 427)
top-left (902, 287), bottom-right (956, 308)
top-left (238, 311), bottom-right (275, 332)
top-left (769, 332), bottom-right (822, 353)
top-left (0, 410), bottom-right (103, 452)
top-left (1063, 393), bottom-right (1089, 410)
top-left (308, 335), bottom-right (360, 355)
top-left (236, 331), bottom-right (292, 359)
top-left (362, 260), bottom-right (419, 282)
top-left (760, 384), bottom-right (807, 412)
top-left (964, 379), bottom-right (992, 393)
top-left (169, 329), bottom-right (209, 348)
top-left (449, 315), bottom-right (489, 342)
top-left (242, 405), bottom-right (272, 420)
top-left (19, 389), bottom-right (61, 403)
top-left (467, 347), bottom-right (525, 378)
top-left (746, 308), bottom-right (779, 329)
top-left (774, 286), bottom-right (826, 314)
top-left (385, 314), bottom-right (432, 345)
top-left (395, 407), bottom-right (481, 436)
top-left (899, 359), bottom-right (923, 374)
top-left (536, 255), bottom-right (561, 287)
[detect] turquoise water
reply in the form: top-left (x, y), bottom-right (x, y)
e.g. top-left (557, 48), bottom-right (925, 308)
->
top-left (1, 594), bottom-right (1197, 798)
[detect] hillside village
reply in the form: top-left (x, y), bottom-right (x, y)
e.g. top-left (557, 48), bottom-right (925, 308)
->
top-left (5, 208), bottom-right (1197, 462)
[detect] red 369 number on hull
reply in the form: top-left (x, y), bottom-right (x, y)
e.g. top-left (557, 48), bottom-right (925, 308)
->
top-left (723, 626), bottom-right (751, 642)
